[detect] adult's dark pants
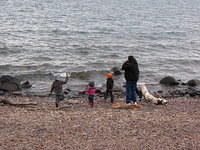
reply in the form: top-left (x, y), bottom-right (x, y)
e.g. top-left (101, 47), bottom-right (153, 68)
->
top-left (126, 81), bottom-right (137, 104)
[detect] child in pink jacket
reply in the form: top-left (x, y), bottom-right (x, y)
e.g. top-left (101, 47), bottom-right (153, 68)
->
top-left (85, 81), bottom-right (96, 107)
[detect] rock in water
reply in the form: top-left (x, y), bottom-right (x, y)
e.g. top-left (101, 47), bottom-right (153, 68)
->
top-left (21, 81), bottom-right (32, 89)
top-left (111, 67), bottom-right (122, 75)
top-left (187, 79), bottom-right (200, 87)
top-left (0, 75), bottom-right (22, 91)
top-left (160, 76), bottom-right (179, 86)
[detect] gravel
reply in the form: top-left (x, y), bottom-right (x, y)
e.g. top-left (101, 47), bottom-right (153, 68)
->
top-left (0, 96), bottom-right (200, 150)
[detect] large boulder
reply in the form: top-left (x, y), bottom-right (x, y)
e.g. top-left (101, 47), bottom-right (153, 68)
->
top-left (160, 76), bottom-right (179, 86)
top-left (187, 79), bottom-right (200, 87)
top-left (0, 75), bottom-right (22, 91)
top-left (111, 67), bottom-right (122, 75)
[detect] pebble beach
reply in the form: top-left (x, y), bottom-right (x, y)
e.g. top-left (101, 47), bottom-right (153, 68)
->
top-left (0, 95), bottom-right (199, 150)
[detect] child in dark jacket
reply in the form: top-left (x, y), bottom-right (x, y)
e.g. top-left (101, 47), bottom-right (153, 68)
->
top-left (85, 81), bottom-right (96, 107)
top-left (104, 73), bottom-right (114, 103)
top-left (50, 73), bottom-right (69, 107)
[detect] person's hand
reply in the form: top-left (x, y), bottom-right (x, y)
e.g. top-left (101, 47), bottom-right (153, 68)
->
top-left (66, 72), bottom-right (71, 78)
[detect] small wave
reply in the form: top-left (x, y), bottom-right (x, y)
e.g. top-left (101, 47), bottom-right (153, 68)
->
top-left (148, 43), bottom-right (167, 49)
top-left (0, 64), bottom-right (12, 71)
top-left (74, 47), bottom-right (96, 54)
top-left (137, 34), bottom-right (159, 41)
top-left (0, 45), bottom-right (8, 50)
top-left (51, 29), bottom-right (69, 35)
top-left (68, 30), bottom-right (90, 35)
top-left (5, 70), bottom-right (109, 81)
top-left (99, 54), bottom-right (120, 58)
top-left (0, 50), bottom-right (9, 55)
top-left (32, 56), bottom-right (52, 61)
top-left (165, 31), bottom-right (186, 37)
top-left (0, 42), bottom-right (9, 53)
top-left (0, 64), bottom-right (35, 71)
top-left (0, 47), bottom-right (24, 55)
top-left (0, 64), bottom-right (57, 73)
top-left (71, 70), bottom-right (108, 80)
top-left (91, 27), bottom-right (116, 34)
top-left (163, 58), bottom-right (200, 66)
top-left (15, 71), bottom-right (54, 81)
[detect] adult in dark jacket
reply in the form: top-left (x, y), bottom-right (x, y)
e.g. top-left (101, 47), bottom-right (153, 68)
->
top-left (122, 56), bottom-right (139, 104)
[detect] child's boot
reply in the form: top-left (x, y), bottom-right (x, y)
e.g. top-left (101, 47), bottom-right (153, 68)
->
top-left (90, 102), bottom-right (94, 107)
top-left (55, 100), bottom-right (59, 107)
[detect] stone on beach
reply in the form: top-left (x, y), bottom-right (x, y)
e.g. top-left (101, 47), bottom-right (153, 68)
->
top-left (160, 76), bottom-right (179, 86)
top-left (111, 67), bottom-right (122, 75)
top-left (21, 81), bottom-right (32, 89)
top-left (0, 75), bottom-right (22, 91)
top-left (187, 79), bottom-right (200, 87)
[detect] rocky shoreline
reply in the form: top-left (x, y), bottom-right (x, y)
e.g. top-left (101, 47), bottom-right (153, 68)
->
top-left (0, 74), bottom-right (200, 150)
top-left (0, 75), bottom-right (200, 100)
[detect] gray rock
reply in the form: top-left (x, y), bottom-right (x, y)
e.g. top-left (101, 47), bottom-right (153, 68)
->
top-left (21, 81), bottom-right (32, 89)
top-left (160, 76), bottom-right (179, 86)
top-left (187, 79), bottom-right (200, 87)
top-left (0, 75), bottom-right (22, 91)
top-left (111, 67), bottom-right (122, 75)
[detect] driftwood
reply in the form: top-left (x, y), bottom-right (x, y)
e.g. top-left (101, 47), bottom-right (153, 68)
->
top-left (0, 97), bottom-right (37, 107)
top-left (140, 84), bottom-right (167, 105)
top-left (64, 99), bottom-right (80, 105)
top-left (112, 102), bottom-right (141, 110)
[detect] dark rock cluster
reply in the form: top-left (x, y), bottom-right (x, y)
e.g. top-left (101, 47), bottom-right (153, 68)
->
top-left (0, 75), bottom-right (33, 95)
top-left (157, 76), bottom-right (200, 98)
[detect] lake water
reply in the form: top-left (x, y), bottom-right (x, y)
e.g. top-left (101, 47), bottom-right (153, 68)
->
top-left (0, 0), bottom-right (200, 93)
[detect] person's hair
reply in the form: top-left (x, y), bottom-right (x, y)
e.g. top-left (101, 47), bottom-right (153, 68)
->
top-left (89, 81), bottom-right (95, 87)
top-left (128, 55), bottom-right (137, 64)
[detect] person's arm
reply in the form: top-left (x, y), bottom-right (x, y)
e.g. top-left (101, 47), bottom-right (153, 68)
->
top-left (61, 73), bottom-right (70, 84)
top-left (111, 79), bottom-right (114, 89)
top-left (122, 61), bottom-right (130, 70)
top-left (85, 86), bottom-right (89, 94)
top-left (63, 77), bottom-right (68, 84)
